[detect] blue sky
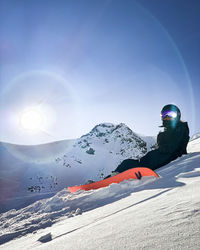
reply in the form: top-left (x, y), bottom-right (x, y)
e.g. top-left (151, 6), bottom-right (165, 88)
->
top-left (0, 0), bottom-right (199, 144)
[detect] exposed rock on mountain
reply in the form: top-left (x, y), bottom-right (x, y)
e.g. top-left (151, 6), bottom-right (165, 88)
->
top-left (55, 123), bottom-right (156, 180)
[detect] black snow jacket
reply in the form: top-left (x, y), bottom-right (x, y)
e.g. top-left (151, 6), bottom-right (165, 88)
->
top-left (157, 121), bottom-right (189, 157)
top-left (115, 121), bottom-right (190, 173)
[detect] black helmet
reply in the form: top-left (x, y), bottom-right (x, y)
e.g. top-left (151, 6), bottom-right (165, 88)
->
top-left (161, 104), bottom-right (181, 128)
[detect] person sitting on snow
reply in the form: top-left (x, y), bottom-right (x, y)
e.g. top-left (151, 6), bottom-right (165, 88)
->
top-left (108, 104), bottom-right (190, 177)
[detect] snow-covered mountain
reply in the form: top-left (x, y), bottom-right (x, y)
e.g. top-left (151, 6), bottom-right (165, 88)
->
top-left (0, 131), bottom-right (200, 249)
top-left (55, 123), bottom-right (156, 180)
top-left (0, 123), bottom-right (155, 213)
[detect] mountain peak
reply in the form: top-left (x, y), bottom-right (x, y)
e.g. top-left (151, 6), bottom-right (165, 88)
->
top-left (90, 123), bottom-right (116, 136)
top-left (83, 122), bottom-right (135, 139)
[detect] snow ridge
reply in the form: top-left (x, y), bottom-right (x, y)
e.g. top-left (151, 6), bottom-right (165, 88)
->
top-left (0, 176), bottom-right (156, 245)
top-left (190, 132), bottom-right (200, 141)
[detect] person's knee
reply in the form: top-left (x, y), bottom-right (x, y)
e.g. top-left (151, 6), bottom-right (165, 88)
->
top-left (122, 159), bottom-right (134, 164)
top-left (115, 159), bottom-right (139, 173)
top-left (119, 159), bottom-right (135, 167)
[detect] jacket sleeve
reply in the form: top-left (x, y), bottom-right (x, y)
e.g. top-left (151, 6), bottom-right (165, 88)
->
top-left (157, 131), bottom-right (170, 154)
top-left (178, 122), bottom-right (190, 155)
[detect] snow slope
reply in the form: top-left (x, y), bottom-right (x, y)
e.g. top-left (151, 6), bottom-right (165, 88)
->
top-left (0, 123), bottom-right (155, 213)
top-left (0, 137), bottom-right (200, 249)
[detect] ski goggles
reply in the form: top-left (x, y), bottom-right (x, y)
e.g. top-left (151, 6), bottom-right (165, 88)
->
top-left (161, 110), bottom-right (177, 119)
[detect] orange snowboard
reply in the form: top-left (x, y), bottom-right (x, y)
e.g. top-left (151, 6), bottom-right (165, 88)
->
top-left (68, 167), bottom-right (159, 193)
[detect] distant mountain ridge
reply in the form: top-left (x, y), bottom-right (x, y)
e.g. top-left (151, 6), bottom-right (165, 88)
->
top-left (55, 123), bottom-right (156, 180)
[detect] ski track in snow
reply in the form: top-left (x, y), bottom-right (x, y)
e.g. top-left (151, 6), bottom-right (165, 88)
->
top-left (0, 137), bottom-right (200, 249)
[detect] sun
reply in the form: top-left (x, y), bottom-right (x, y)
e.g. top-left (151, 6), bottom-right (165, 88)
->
top-left (20, 107), bottom-right (44, 131)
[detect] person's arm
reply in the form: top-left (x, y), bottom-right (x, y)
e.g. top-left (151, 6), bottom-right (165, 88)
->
top-left (157, 131), bottom-right (172, 154)
top-left (177, 122), bottom-right (190, 155)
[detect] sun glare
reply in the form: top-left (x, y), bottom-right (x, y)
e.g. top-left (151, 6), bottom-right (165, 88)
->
top-left (20, 108), bottom-right (44, 131)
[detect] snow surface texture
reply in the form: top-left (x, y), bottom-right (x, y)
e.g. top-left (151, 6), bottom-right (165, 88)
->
top-left (0, 129), bottom-right (200, 249)
top-left (0, 123), bottom-right (155, 212)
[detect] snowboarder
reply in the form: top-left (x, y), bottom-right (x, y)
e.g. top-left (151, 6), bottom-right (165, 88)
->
top-left (108, 104), bottom-right (190, 176)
